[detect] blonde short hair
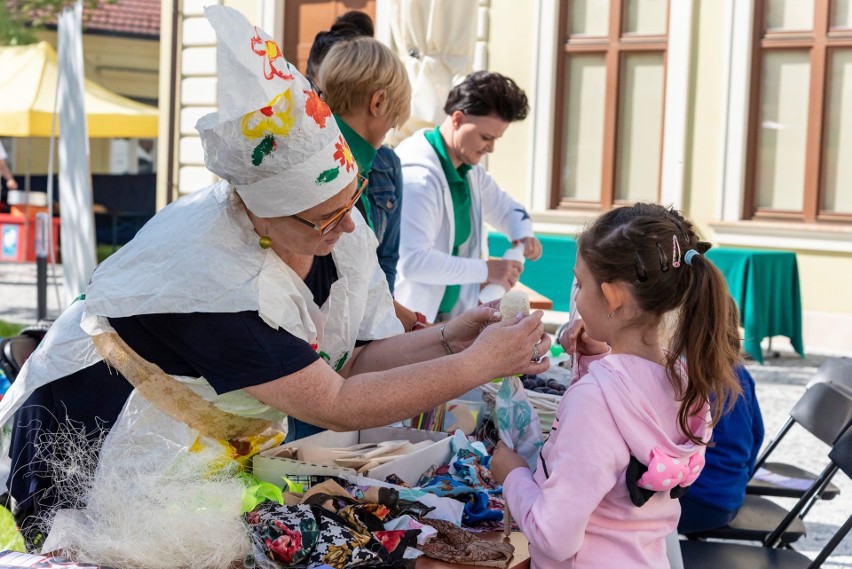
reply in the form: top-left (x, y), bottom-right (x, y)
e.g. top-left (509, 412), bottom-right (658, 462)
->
top-left (319, 37), bottom-right (411, 127)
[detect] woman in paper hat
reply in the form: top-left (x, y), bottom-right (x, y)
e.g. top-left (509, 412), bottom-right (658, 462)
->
top-left (0, 6), bottom-right (549, 565)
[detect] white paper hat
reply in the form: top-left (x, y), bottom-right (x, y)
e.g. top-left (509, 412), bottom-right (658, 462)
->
top-left (197, 5), bottom-right (356, 217)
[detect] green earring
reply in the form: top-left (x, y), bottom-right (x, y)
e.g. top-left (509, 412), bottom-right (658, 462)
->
top-left (258, 234), bottom-right (272, 249)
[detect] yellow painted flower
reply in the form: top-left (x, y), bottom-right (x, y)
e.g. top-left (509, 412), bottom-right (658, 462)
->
top-left (241, 90), bottom-right (295, 140)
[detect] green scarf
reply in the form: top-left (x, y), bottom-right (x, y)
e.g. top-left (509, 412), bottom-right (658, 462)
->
top-left (424, 126), bottom-right (472, 315)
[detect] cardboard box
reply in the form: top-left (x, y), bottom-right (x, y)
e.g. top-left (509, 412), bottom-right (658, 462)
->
top-left (252, 427), bottom-right (452, 489)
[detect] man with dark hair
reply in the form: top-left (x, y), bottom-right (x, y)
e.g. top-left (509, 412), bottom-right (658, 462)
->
top-left (395, 71), bottom-right (542, 322)
top-left (331, 10), bottom-right (374, 36)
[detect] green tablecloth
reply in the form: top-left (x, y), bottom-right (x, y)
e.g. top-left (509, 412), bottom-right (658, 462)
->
top-left (706, 248), bottom-right (804, 364)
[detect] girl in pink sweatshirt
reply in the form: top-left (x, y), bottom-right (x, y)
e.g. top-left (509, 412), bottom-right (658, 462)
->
top-left (492, 203), bottom-right (742, 569)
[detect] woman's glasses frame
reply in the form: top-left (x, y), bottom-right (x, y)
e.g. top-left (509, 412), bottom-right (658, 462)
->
top-left (290, 174), bottom-right (367, 235)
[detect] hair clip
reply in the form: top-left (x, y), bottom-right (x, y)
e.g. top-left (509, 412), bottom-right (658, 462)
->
top-left (672, 235), bottom-right (682, 268)
top-left (634, 252), bottom-right (648, 282)
top-left (656, 243), bottom-right (669, 272)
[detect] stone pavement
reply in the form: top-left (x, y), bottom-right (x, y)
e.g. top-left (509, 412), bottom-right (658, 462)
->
top-left (0, 261), bottom-right (850, 565)
top-left (0, 261), bottom-right (66, 325)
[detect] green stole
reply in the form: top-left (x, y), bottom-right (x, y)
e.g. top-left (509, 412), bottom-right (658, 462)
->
top-left (424, 126), bottom-right (472, 315)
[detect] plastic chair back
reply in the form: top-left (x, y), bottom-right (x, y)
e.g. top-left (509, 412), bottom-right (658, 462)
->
top-left (789, 382), bottom-right (852, 445)
top-left (807, 356), bottom-right (852, 398)
top-left (829, 425), bottom-right (852, 478)
top-left (0, 335), bottom-right (40, 381)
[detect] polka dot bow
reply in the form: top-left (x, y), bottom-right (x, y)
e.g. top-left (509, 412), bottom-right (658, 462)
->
top-left (637, 446), bottom-right (706, 491)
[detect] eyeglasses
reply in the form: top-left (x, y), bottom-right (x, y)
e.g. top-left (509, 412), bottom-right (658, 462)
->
top-left (291, 175), bottom-right (367, 235)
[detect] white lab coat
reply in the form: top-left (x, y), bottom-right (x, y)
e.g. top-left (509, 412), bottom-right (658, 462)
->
top-left (394, 129), bottom-right (534, 321)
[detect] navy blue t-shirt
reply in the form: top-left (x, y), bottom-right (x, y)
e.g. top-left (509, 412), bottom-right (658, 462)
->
top-left (8, 253), bottom-right (356, 520)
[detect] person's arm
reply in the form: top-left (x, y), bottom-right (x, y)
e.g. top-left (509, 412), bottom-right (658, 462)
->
top-left (397, 167), bottom-right (489, 285)
top-left (0, 159), bottom-right (17, 190)
top-left (493, 379), bottom-right (624, 562)
top-left (245, 309), bottom-right (551, 431)
top-left (393, 300), bottom-right (428, 332)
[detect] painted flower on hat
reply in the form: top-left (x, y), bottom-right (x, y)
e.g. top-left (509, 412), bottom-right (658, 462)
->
top-left (304, 90), bottom-right (331, 128)
top-left (241, 91), bottom-right (295, 166)
top-left (251, 28), bottom-right (294, 81)
top-left (333, 135), bottom-right (355, 173)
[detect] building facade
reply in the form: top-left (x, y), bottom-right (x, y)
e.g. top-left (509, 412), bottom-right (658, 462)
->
top-left (161, 0), bottom-right (852, 355)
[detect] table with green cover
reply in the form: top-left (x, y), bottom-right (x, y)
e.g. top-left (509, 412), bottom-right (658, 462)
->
top-left (705, 248), bottom-right (804, 364)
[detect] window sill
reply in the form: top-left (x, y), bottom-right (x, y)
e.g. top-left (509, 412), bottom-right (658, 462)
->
top-left (710, 220), bottom-right (852, 253)
top-left (530, 210), bottom-right (599, 235)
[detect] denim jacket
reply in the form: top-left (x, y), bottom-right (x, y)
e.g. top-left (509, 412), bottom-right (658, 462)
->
top-left (367, 146), bottom-right (403, 292)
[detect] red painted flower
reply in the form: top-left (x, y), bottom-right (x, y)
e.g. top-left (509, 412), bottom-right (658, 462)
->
top-left (375, 530), bottom-right (405, 552)
top-left (251, 28), bottom-right (294, 81)
top-left (265, 525), bottom-right (303, 563)
top-left (304, 90), bottom-right (331, 128)
top-left (333, 135), bottom-right (355, 172)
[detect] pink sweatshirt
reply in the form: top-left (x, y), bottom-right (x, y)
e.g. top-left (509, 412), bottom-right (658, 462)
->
top-left (502, 353), bottom-right (710, 569)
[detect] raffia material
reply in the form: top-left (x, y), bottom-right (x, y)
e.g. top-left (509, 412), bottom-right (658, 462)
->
top-left (92, 332), bottom-right (273, 440)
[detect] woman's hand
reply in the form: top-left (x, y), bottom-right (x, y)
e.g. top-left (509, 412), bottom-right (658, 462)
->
top-left (513, 237), bottom-right (543, 261)
top-left (486, 259), bottom-right (523, 290)
top-left (443, 305), bottom-right (503, 352)
top-left (490, 441), bottom-right (529, 484)
top-left (464, 311), bottom-right (552, 378)
top-left (559, 318), bottom-right (608, 356)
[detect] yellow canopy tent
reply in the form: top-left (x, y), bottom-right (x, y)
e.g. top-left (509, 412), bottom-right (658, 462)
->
top-left (0, 41), bottom-right (158, 138)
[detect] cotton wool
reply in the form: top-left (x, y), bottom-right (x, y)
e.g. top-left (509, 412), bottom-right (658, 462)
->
top-left (500, 290), bottom-right (530, 321)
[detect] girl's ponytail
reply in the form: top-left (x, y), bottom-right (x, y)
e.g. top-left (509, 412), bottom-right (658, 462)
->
top-left (667, 246), bottom-right (742, 442)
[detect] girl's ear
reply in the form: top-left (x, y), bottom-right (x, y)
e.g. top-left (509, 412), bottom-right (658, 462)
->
top-left (600, 281), bottom-right (624, 314)
top-left (369, 90), bottom-right (387, 117)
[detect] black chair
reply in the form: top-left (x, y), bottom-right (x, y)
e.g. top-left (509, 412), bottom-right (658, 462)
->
top-left (0, 323), bottom-right (50, 382)
top-left (806, 356), bottom-right (852, 398)
top-left (747, 380), bottom-right (852, 502)
top-left (680, 426), bottom-right (852, 568)
top-left (683, 383), bottom-right (852, 545)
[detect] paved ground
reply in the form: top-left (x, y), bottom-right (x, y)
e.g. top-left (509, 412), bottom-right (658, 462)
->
top-left (0, 261), bottom-right (850, 566)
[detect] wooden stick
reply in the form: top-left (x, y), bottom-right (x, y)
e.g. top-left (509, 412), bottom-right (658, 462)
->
top-left (503, 503), bottom-right (512, 537)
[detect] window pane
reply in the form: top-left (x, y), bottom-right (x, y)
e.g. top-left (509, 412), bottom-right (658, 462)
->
top-left (616, 52), bottom-right (665, 202)
top-left (561, 55), bottom-right (607, 201)
top-left (755, 51), bottom-right (810, 211)
top-left (625, 0), bottom-right (668, 35)
top-left (821, 49), bottom-right (852, 214)
top-left (765, 0), bottom-right (814, 31)
top-left (833, 0), bottom-right (852, 28)
top-left (570, 0), bottom-right (610, 36)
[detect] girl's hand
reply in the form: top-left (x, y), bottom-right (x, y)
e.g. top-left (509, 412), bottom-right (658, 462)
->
top-left (559, 318), bottom-right (608, 356)
top-left (491, 441), bottom-right (529, 483)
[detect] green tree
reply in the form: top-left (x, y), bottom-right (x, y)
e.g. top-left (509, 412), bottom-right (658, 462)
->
top-left (1, 1), bottom-right (108, 46)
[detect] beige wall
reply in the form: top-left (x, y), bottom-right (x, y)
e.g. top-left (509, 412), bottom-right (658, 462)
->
top-left (682, 0), bottom-right (724, 238)
top-left (482, 0), bottom-right (534, 205)
top-left (685, 1), bottom-right (852, 350)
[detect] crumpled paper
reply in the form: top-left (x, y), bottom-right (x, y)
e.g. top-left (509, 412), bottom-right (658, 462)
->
top-left (493, 377), bottom-right (543, 470)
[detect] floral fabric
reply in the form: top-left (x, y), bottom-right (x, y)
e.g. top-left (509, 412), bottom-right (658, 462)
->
top-left (245, 485), bottom-right (421, 569)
